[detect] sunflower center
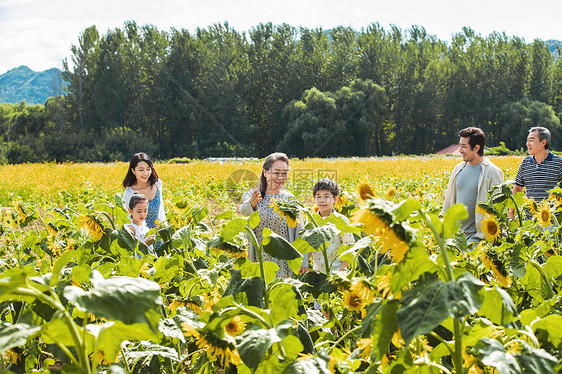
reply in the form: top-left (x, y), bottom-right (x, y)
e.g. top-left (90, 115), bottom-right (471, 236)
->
top-left (350, 295), bottom-right (362, 307)
top-left (487, 221), bottom-right (498, 235)
top-left (226, 323), bottom-right (236, 331)
top-left (541, 210), bottom-right (550, 222)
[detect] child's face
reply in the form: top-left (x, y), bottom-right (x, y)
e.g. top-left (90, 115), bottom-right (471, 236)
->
top-left (129, 201), bottom-right (149, 224)
top-left (314, 190), bottom-right (337, 216)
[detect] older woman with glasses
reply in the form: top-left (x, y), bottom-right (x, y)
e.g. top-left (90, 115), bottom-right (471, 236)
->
top-left (240, 152), bottom-right (302, 278)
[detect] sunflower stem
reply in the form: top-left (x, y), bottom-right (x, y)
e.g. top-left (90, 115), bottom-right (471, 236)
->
top-left (509, 195), bottom-right (523, 227)
top-left (420, 209), bottom-right (464, 374)
top-left (245, 226), bottom-right (269, 308)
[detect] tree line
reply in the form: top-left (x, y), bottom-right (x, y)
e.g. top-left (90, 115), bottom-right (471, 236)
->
top-left (1, 21), bottom-right (561, 163)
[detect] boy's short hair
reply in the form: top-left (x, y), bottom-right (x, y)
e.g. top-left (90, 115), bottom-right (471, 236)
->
top-left (129, 193), bottom-right (148, 209)
top-left (313, 178), bottom-right (339, 197)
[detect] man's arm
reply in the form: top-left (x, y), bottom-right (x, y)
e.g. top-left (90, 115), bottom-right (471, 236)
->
top-left (509, 184), bottom-right (524, 219)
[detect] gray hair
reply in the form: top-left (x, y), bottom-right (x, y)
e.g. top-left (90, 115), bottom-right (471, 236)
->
top-left (530, 127), bottom-right (551, 149)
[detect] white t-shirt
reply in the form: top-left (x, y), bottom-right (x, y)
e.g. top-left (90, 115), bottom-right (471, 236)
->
top-left (312, 212), bottom-right (354, 274)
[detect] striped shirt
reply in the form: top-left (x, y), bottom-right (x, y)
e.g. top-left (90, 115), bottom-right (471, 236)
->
top-left (514, 151), bottom-right (562, 201)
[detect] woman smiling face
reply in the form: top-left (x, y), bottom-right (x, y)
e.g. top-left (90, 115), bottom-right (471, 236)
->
top-left (132, 161), bottom-right (152, 185)
top-left (264, 160), bottom-right (289, 194)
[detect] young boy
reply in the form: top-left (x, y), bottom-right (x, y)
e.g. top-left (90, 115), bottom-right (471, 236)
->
top-left (304, 178), bottom-right (354, 274)
top-left (126, 193), bottom-right (155, 254)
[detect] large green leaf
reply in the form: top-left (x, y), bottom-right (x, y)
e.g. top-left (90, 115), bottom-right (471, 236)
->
top-left (397, 273), bottom-right (484, 344)
top-left (41, 318), bottom-right (91, 347)
top-left (270, 286), bottom-right (298, 325)
top-left (262, 229), bottom-right (302, 260)
top-left (92, 321), bottom-right (159, 362)
top-left (521, 261), bottom-right (550, 304)
top-left (50, 250), bottom-right (77, 286)
top-left (299, 224), bottom-right (339, 251)
top-left (369, 301), bottom-right (398, 360)
top-left (478, 286), bottom-right (517, 325)
top-left (0, 322), bottom-right (41, 352)
top-left (111, 227), bottom-right (138, 252)
top-left (471, 338), bottom-right (557, 374)
top-left (532, 314), bottom-right (562, 349)
top-left (390, 245), bottom-right (438, 293)
top-left (152, 256), bottom-right (181, 284)
top-left (297, 271), bottom-right (337, 298)
top-left (221, 218), bottom-right (248, 242)
top-left (0, 266), bottom-right (43, 303)
top-left (391, 198), bottom-right (421, 221)
top-left (442, 203), bottom-right (468, 238)
top-left (64, 271), bottom-right (161, 325)
top-left (172, 225), bottom-right (192, 249)
top-left (281, 356), bottom-right (330, 374)
top-left (291, 237), bottom-right (316, 255)
top-left (249, 211), bottom-right (261, 229)
top-left (236, 326), bottom-right (283, 371)
top-left (240, 260), bottom-right (279, 282)
top-left (544, 255), bottom-right (562, 280)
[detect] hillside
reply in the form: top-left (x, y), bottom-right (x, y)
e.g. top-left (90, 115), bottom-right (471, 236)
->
top-left (0, 66), bottom-right (64, 105)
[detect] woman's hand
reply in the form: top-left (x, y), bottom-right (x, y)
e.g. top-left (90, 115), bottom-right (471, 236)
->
top-left (145, 235), bottom-right (155, 246)
top-left (250, 189), bottom-right (262, 209)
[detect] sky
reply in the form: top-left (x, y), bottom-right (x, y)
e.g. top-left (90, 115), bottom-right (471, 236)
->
top-left (0, 0), bottom-right (561, 75)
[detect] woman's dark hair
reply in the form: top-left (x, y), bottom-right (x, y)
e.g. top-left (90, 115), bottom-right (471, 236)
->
top-left (259, 152), bottom-right (289, 197)
top-left (122, 153), bottom-right (159, 188)
top-left (129, 193), bottom-right (148, 209)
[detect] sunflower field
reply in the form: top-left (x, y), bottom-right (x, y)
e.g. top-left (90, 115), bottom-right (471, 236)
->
top-left (1, 156), bottom-right (561, 373)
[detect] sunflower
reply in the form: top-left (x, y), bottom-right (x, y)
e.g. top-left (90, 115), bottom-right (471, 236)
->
top-left (479, 249), bottom-right (512, 287)
top-left (168, 296), bottom-right (204, 315)
top-left (385, 187), bottom-right (397, 200)
top-left (342, 290), bottom-right (364, 312)
top-left (391, 329), bottom-right (405, 349)
top-left (225, 316), bottom-right (246, 337)
top-left (196, 331), bottom-right (242, 366)
top-left (375, 273), bottom-right (395, 299)
top-left (356, 338), bottom-right (373, 359)
top-left (523, 197), bottom-right (538, 215)
top-left (211, 242), bottom-right (247, 259)
top-left (334, 193), bottom-right (349, 212)
top-left (181, 322), bottom-right (200, 338)
top-left (352, 208), bottom-right (388, 236)
top-left (350, 279), bottom-right (375, 305)
top-left (6, 348), bottom-right (20, 364)
top-left (95, 350), bottom-right (118, 366)
top-left (78, 215), bottom-right (104, 241)
top-left (269, 198), bottom-right (300, 228)
top-left (536, 201), bottom-right (552, 227)
top-left (357, 183), bottom-right (374, 202)
top-left (47, 222), bottom-right (58, 236)
top-left (481, 214), bottom-right (501, 242)
top-left (352, 206), bottom-right (412, 264)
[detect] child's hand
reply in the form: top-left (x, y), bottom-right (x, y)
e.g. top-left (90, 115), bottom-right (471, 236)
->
top-left (145, 235), bottom-right (155, 246)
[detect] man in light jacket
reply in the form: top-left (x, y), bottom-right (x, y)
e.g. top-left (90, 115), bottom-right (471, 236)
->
top-left (441, 127), bottom-right (504, 243)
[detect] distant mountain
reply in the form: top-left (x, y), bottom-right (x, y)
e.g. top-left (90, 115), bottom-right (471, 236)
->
top-left (0, 66), bottom-right (65, 105)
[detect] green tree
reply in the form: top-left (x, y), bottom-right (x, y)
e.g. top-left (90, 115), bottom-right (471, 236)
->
top-left (497, 98), bottom-right (561, 150)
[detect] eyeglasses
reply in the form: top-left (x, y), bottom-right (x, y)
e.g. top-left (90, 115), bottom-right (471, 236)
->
top-left (314, 196), bottom-right (333, 202)
top-left (268, 171), bottom-right (289, 178)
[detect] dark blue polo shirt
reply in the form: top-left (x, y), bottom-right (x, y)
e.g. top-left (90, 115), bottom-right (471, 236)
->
top-left (514, 151), bottom-right (562, 201)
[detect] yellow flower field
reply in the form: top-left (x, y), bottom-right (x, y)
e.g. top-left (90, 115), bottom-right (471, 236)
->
top-left (4, 154), bottom-right (559, 374)
top-left (0, 156), bottom-right (523, 209)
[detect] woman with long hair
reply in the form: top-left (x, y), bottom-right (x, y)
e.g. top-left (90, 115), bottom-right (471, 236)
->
top-left (240, 152), bottom-right (302, 278)
top-left (122, 152), bottom-right (166, 228)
